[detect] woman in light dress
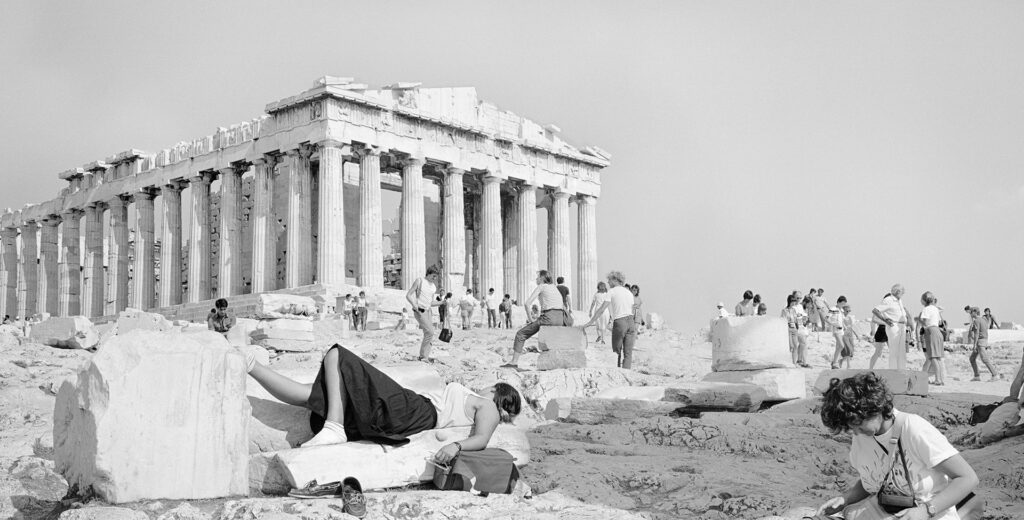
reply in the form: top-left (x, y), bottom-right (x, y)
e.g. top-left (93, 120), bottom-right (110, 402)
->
top-left (589, 282), bottom-right (611, 344)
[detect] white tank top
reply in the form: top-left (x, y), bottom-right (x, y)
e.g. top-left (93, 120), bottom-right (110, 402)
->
top-left (426, 383), bottom-right (480, 429)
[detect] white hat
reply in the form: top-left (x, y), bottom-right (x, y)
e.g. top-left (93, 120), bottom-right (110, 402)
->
top-left (717, 302), bottom-right (725, 307)
top-left (829, 306), bottom-right (840, 312)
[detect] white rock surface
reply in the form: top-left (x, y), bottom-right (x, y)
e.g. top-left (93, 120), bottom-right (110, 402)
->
top-left (256, 338), bottom-right (316, 352)
top-left (30, 316), bottom-right (99, 350)
top-left (537, 326), bottom-right (587, 351)
top-left (275, 424), bottom-right (529, 491)
top-left (116, 308), bottom-right (173, 334)
top-left (256, 294), bottom-right (317, 318)
top-left (536, 349), bottom-right (587, 370)
top-left (812, 369), bottom-right (928, 396)
top-left (53, 329), bottom-right (250, 503)
top-left (702, 367), bottom-right (807, 401)
top-left (711, 316), bottom-right (791, 372)
top-left (978, 401), bottom-right (1023, 445)
top-left (59, 506), bottom-right (149, 520)
top-left (646, 312), bottom-right (665, 330)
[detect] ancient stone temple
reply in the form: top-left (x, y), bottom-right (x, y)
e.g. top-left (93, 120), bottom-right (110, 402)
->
top-left (0, 77), bottom-right (609, 320)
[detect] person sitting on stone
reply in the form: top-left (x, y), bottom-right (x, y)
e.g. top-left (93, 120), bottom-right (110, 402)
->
top-left (207, 298), bottom-right (236, 336)
top-left (243, 345), bottom-right (523, 463)
top-left (815, 373), bottom-right (979, 520)
top-left (502, 270), bottom-right (571, 369)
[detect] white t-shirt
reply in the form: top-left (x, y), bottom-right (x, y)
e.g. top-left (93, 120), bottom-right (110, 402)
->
top-left (485, 293), bottom-right (502, 310)
top-left (919, 305), bottom-right (942, 328)
top-left (849, 410), bottom-right (960, 520)
top-left (608, 286), bottom-right (635, 320)
top-left (411, 278), bottom-right (436, 310)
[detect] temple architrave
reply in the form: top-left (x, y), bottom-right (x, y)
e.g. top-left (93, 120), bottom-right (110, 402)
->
top-left (0, 77), bottom-right (610, 321)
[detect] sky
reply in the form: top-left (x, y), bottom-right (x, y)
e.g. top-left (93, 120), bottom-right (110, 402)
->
top-left (1, 1), bottom-right (1023, 332)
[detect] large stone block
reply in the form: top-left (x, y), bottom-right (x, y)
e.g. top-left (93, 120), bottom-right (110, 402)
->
top-left (711, 316), bottom-right (791, 372)
top-left (812, 369), bottom-right (929, 396)
top-left (537, 326), bottom-right (587, 351)
top-left (987, 329), bottom-right (1024, 343)
top-left (30, 316), bottom-right (99, 350)
top-left (255, 294), bottom-right (316, 318)
top-left (544, 397), bottom-right (682, 423)
top-left (274, 425), bottom-right (529, 491)
top-left (116, 308), bottom-right (173, 334)
top-left (536, 349), bottom-right (587, 370)
top-left (701, 367), bottom-right (807, 401)
top-left (53, 329), bottom-right (250, 503)
top-left (256, 319), bottom-right (315, 333)
top-left (662, 382), bottom-right (767, 412)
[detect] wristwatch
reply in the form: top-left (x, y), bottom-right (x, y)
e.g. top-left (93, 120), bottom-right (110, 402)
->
top-left (923, 501), bottom-right (936, 517)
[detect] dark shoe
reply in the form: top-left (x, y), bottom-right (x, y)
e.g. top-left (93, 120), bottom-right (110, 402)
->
top-left (342, 477), bottom-right (366, 518)
top-left (288, 479), bottom-right (343, 499)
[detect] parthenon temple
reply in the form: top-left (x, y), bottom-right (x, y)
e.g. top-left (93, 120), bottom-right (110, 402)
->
top-left (0, 76), bottom-right (609, 321)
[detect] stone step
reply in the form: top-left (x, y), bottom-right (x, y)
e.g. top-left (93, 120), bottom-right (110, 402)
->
top-left (701, 367), bottom-right (806, 401)
top-left (812, 369), bottom-right (928, 396)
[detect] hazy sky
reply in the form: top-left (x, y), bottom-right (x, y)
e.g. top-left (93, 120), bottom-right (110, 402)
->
top-left (2, 1), bottom-right (1023, 331)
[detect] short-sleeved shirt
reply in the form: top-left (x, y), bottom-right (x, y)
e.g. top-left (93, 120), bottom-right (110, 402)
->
top-left (535, 284), bottom-right (564, 311)
top-left (972, 317), bottom-right (989, 346)
top-left (849, 410), bottom-right (960, 520)
top-left (919, 305), bottom-right (941, 328)
top-left (486, 293), bottom-right (501, 310)
top-left (734, 301), bottom-right (754, 316)
top-left (459, 296), bottom-right (478, 311)
top-left (356, 297), bottom-right (367, 309)
top-left (608, 286), bottom-right (635, 320)
top-left (556, 285), bottom-right (570, 307)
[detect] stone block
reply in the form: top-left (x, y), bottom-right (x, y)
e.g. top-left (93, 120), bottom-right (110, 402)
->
top-left (30, 316), bottom-right (99, 350)
top-left (662, 382), bottom-right (767, 412)
top-left (978, 402), bottom-right (1024, 445)
top-left (537, 326), bottom-right (587, 351)
top-left (257, 319), bottom-right (315, 333)
top-left (594, 386), bottom-right (668, 400)
top-left (711, 316), bottom-right (791, 372)
top-left (251, 330), bottom-right (315, 342)
top-left (701, 367), bottom-right (807, 401)
top-left (274, 425), bottom-right (529, 491)
top-left (544, 397), bottom-right (682, 423)
top-left (257, 338), bottom-right (316, 352)
top-left (812, 369), bottom-right (928, 396)
top-left (536, 349), bottom-right (587, 370)
top-left (116, 308), bottom-right (173, 334)
top-left (54, 329), bottom-right (249, 503)
top-left (986, 329), bottom-right (1024, 343)
top-left (255, 293), bottom-right (317, 318)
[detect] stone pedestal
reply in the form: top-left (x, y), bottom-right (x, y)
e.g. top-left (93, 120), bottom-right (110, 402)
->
top-left (576, 195), bottom-right (597, 313)
top-left (316, 141), bottom-right (346, 286)
top-left (358, 148), bottom-right (384, 288)
top-left (480, 176), bottom-right (504, 295)
top-left (516, 185), bottom-right (538, 306)
top-left (250, 157), bottom-right (276, 293)
top-left (441, 168), bottom-right (466, 292)
top-left (158, 183), bottom-right (184, 307)
top-left (711, 316), bottom-right (792, 372)
top-left (400, 158), bottom-right (426, 289)
top-left (702, 367), bottom-right (806, 401)
top-left (107, 197), bottom-right (130, 316)
top-left (132, 190), bottom-right (156, 310)
top-left (285, 149), bottom-right (312, 288)
top-left (549, 191), bottom-right (571, 288)
top-left (58, 210), bottom-right (81, 317)
top-left (82, 206), bottom-right (105, 318)
top-left (187, 174), bottom-right (212, 303)
top-left (38, 217), bottom-right (60, 315)
top-left (218, 167), bottom-right (243, 297)
top-left (19, 222), bottom-right (38, 318)
top-left (54, 330), bottom-right (250, 503)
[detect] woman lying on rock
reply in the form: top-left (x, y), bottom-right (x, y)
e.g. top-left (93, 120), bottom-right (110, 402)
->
top-left (244, 344), bottom-right (522, 465)
top-left (814, 373), bottom-right (979, 520)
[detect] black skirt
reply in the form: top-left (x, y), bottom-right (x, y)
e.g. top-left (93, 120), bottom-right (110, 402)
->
top-left (874, 324), bottom-right (888, 343)
top-left (306, 344), bottom-right (438, 446)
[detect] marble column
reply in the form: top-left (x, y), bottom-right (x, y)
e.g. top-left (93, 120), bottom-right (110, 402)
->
top-left (37, 217), bottom-right (60, 315)
top-left (187, 173), bottom-right (212, 303)
top-left (58, 210), bottom-right (81, 317)
top-left (480, 175), bottom-right (504, 295)
top-left (81, 205), bottom-right (105, 317)
top-left (576, 195), bottom-right (598, 313)
top-left (400, 157), bottom-right (426, 289)
top-left (516, 185), bottom-right (539, 305)
top-left (285, 148), bottom-right (313, 288)
top-left (550, 191), bottom-right (572, 289)
top-left (19, 222), bottom-right (38, 317)
top-left (107, 196), bottom-right (130, 315)
top-left (317, 140), bottom-right (346, 286)
top-left (250, 156), bottom-right (276, 293)
top-left (357, 148), bottom-right (384, 288)
top-left (132, 189), bottom-right (157, 310)
top-left (441, 168), bottom-right (466, 291)
top-left (159, 182), bottom-right (185, 307)
top-left (502, 193), bottom-right (519, 300)
top-left (218, 166), bottom-right (243, 297)
top-left (0, 227), bottom-right (18, 318)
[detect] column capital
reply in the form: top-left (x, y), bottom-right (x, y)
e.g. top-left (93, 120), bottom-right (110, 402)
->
top-left (0, 227), bottom-right (17, 238)
top-left (190, 171), bottom-right (214, 184)
top-left (162, 179), bottom-right (189, 192)
top-left (132, 187), bottom-right (159, 202)
top-left (445, 166), bottom-right (466, 176)
top-left (355, 144), bottom-right (382, 158)
top-left (250, 153), bottom-right (278, 167)
top-left (39, 215), bottom-right (61, 226)
top-left (482, 175), bottom-right (503, 186)
top-left (107, 194), bottom-right (130, 209)
top-left (576, 194), bottom-right (597, 205)
top-left (316, 138), bottom-right (349, 150)
top-left (298, 145), bottom-right (315, 159)
top-left (551, 190), bottom-right (571, 201)
top-left (60, 208), bottom-right (83, 219)
top-left (399, 155), bottom-right (425, 169)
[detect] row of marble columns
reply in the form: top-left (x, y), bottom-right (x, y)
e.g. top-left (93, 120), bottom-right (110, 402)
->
top-left (0, 142), bottom-right (599, 319)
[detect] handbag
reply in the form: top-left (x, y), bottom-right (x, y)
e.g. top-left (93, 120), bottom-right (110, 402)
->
top-left (431, 448), bottom-right (519, 495)
top-left (874, 425), bottom-right (918, 515)
top-left (439, 328), bottom-right (453, 343)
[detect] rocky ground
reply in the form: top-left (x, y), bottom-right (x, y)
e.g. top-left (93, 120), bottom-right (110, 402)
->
top-left (1, 319), bottom-right (1022, 519)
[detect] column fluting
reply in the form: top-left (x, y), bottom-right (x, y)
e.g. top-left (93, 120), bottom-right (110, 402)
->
top-left (551, 191), bottom-right (572, 290)
top-left (19, 222), bottom-right (38, 318)
top-left (250, 156), bottom-right (276, 293)
top-left (516, 185), bottom-right (539, 306)
top-left (357, 148), bottom-right (384, 288)
top-left (217, 167), bottom-right (243, 297)
top-left (0, 227), bottom-right (18, 318)
top-left (82, 205), bottom-right (105, 317)
top-left (132, 189), bottom-right (157, 309)
top-left (107, 196), bottom-right (130, 315)
top-left (285, 149), bottom-right (313, 287)
top-left (480, 175), bottom-right (504, 296)
top-left (400, 157), bottom-right (426, 289)
top-left (37, 217), bottom-right (60, 315)
top-left (159, 182), bottom-right (184, 307)
top-left (576, 195), bottom-right (598, 313)
top-left (441, 168), bottom-right (466, 292)
top-left (187, 173), bottom-right (212, 303)
top-left (58, 210), bottom-right (81, 316)
top-left (316, 141), bottom-right (346, 286)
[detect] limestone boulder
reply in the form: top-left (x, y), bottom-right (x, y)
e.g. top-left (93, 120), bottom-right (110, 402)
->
top-left (485, 367), bottom-right (647, 412)
top-left (30, 316), bottom-right (99, 350)
top-left (701, 367), bottom-right (807, 401)
top-left (0, 323), bottom-right (24, 337)
top-left (662, 382), bottom-right (766, 412)
top-left (544, 397), bottom-right (682, 423)
top-left (536, 349), bottom-right (587, 370)
top-left (595, 385), bottom-right (669, 400)
top-left (255, 293), bottom-right (317, 318)
top-left (812, 369), bottom-right (928, 396)
top-left (253, 319), bottom-right (315, 341)
top-left (53, 329), bottom-right (250, 503)
top-left (978, 402), bottom-right (1024, 445)
top-left (711, 316), bottom-right (791, 372)
top-left (537, 326), bottom-right (587, 351)
top-left (116, 308), bottom-right (173, 334)
top-left (646, 312), bottom-right (665, 330)
top-left (274, 424), bottom-right (529, 491)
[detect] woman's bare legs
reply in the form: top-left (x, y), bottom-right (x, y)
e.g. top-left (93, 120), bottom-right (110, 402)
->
top-left (869, 342), bottom-right (885, 369)
top-left (248, 363), bottom-right (313, 407)
top-left (322, 347), bottom-right (347, 423)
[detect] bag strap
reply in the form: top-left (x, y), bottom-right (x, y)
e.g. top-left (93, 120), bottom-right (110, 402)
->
top-left (895, 437), bottom-right (916, 502)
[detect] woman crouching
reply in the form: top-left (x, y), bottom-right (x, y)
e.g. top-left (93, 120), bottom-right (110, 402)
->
top-left (815, 373), bottom-right (979, 520)
top-left (245, 344), bottom-right (522, 465)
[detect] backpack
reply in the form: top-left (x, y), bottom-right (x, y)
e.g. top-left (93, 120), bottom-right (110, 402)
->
top-left (432, 448), bottom-right (519, 495)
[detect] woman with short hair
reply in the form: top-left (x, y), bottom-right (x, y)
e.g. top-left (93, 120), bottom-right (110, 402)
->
top-left (815, 373), bottom-right (979, 519)
top-left (589, 281), bottom-right (611, 344)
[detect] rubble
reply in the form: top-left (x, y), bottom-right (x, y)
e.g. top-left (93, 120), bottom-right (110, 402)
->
top-left (29, 316), bottom-right (99, 350)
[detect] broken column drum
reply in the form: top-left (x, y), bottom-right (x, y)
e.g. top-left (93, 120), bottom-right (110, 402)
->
top-left (0, 77), bottom-right (610, 318)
